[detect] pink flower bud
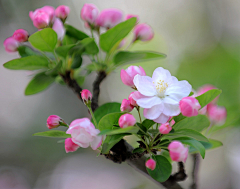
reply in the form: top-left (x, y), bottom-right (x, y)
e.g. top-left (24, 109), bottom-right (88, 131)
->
top-left (120, 66), bottom-right (146, 88)
top-left (207, 104), bottom-right (227, 125)
top-left (13, 29), bottom-right (29, 42)
top-left (96, 8), bottom-right (123, 28)
top-left (81, 89), bottom-right (92, 104)
top-left (119, 114), bottom-right (136, 128)
top-left (179, 97), bottom-right (201, 117)
top-left (46, 115), bottom-right (62, 129)
top-left (168, 141), bottom-right (188, 162)
top-left (32, 10), bottom-right (50, 29)
top-left (3, 37), bottom-right (19, 53)
top-left (121, 99), bottom-right (134, 112)
top-left (145, 159), bottom-right (156, 171)
top-left (81, 4), bottom-right (99, 25)
top-left (128, 92), bottom-right (138, 106)
top-left (65, 138), bottom-right (79, 153)
top-left (52, 18), bottom-right (65, 39)
top-left (159, 122), bottom-right (172, 134)
top-left (125, 14), bottom-right (139, 23)
top-left (55, 5), bottom-right (70, 20)
top-left (133, 23), bottom-right (154, 42)
top-left (41, 6), bottom-right (55, 22)
top-left (66, 118), bottom-right (102, 150)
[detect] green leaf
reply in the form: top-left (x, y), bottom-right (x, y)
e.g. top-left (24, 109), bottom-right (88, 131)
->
top-left (17, 46), bottom-right (39, 57)
top-left (57, 139), bottom-right (66, 143)
top-left (62, 34), bottom-right (77, 45)
top-left (98, 112), bottom-right (124, 131)
top-left (147, 155), bottom-right (172, 182)
top-left (82, 38), bottom-right (99, 55)
top-left (65, 24), bottom-right (89, 41)
top-left (71, 54), bottom-right (82, 69)
top-left (25, 72), bottom-right (55, 95)
top-left (113, 51), bottom-right (166, 66)
top-left (55, 44), bottom-right (75, 58)
top-left (196, 89), bottom-right (222, 108)
top-left (100, 17), bottom-right (137, 52)
top-left (142, 119), bottom-right (156, 130)
top-left (33, 130), bottom-right (71, 138)
top-left (132, 147), bottom-right (145, 153)
top-left (45, 61), bottom-right (62, 76)
top-left (174, 114), bottom-right (210, 132)
top-left (174, 137), bottom-right (206, 158)
top-left (55, 75), bottom-right (66, 85)
top-left (162, 129), bottom-right (209, 142)
top-left (29, 28), bottom-right (58, 52)
top-left (99, 126), bottom-right (139, 136)
top-left (3, 55), bottom-right (49, 70)
top-left (189, 139), bottom-right (223, 153)
top-left (94, 102), bottom-right (121, 124)
top-left (173, 114), bottom-right (186, 123)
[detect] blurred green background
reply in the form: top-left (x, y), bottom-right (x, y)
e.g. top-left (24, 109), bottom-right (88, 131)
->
top-left (0, 0), bottom-right (240, 189)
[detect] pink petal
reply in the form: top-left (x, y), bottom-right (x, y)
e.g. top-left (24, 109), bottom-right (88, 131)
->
top-left (133, 75), bottom-right (156, 96)
top-left (143, 104), bottom-right (163, 119)
top-left (136, 96), bottom-right (162, 108)
top-left (153, 113), bottom-right (170, 124)
top-left (91, 135), bottom-right (102, 150)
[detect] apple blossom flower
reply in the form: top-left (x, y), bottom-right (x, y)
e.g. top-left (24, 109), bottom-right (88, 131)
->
top-left (119, 114), bottom-right (136, 128)
top-left (81, 89), bottom-right (92, 105)
top-left (120, 66), bottom-right (146, 88)
top-left (81, 4), bottom-right (99, 27)
top-left (13, 29), bottom-right (29, 42)
top-left (125, 14), bottom-right (139, 23)
top-left (47, 115), bottom-right (62, 129)
top-left (168, 141), bottom-right (188, 162)
top-left (179, 97), bottom-right (201, 117)
top-left (120, 99), bottom-right (134, 112)
top-left (3, 37), bottom-right (19, 53)
top-left (52, 18), bottom-right (65, 39)
top-left (207, 104), bottom-right (227, 125)
top-left (96, 8), bottom-right (123, 28)
top-left (145, 159), bottom-right (156, 170)
top-left (55, 5), bottom-right (70, 20)
top-left (66, 118), bottom-right (102, 150)
top-left (133, 67), bottom-right (192, 123)
top-left (159, 119), bottom-right (175, 134)
top-left (133, 23), bottom-right (154, 42)
top-left (65, 138), bottom-right (79, 153)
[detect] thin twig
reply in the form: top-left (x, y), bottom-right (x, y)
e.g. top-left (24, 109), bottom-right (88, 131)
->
top-left (190, 154), bottom-right (200, 189)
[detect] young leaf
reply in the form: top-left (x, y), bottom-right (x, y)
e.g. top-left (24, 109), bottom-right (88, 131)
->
top-left (147, 155), bottom-right (172, 182)
top-left (98, 126), bottom-right (139, 136)
top-left (33, 130), bottom-right (71, 138)
top-left (142, 119), bottom-right (156, 130)
top-left (17, 46), bottom-right (39, 57)
top-left (173, 114), bottom-right (186, 123)
top-left (113, 51), bottom-right (166, 66)
top-left (189, 139), bottom-right (223, 153)
top-left (3, 55), bottom-right (49, 70)
top-left (162, 129), bottom-right (209, 142)
top-left (98, 112), bottom-right (124, 131)
top-left (65, 24), bottom-right (89, 40)
top-left (29, 28), bottom-right (58, 52)
top-left (100, 17), bottom-right (137, 52)
top-left (174, 137), bottom-right (206, 158)
top-left (93, 102), bottom-right (121, 124)
top-left (25, 72), bottom-right (55, 95)
top-left (55, 44), bottom-right (75, 58)
top-left (196, 89), bottom-right (222, 108)
top-left (174, 114), bottom-right (210, 132)
top-left (81, 38), bottom-right (99, 55)
top-left (71, 54), bottom-right (82, 69)
top-left (45, 61), bottom-right (62, 76)
top-left (132, 147), bottom-right (145, 154)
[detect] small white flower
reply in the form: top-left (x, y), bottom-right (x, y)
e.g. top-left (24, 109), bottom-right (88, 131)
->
top-left (133, 67), bottom-right (192, 123)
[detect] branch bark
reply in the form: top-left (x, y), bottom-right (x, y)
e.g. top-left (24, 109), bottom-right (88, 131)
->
top-left (190, 154), bottom-right (200, 189)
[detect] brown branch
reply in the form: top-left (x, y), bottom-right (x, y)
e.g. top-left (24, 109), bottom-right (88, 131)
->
top-left (190, 154), bottom-right (200, 189)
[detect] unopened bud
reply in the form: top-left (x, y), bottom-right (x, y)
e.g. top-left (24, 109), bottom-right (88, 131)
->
top-left (179, 97), bottom-right (201, 117)
top-left (168, 141), bottom-right (188, 162)
top-left (46, 115), bottom-right (64, 129)
top-left (119, 114), bottom-right (136, 128)
top-left (13, 29), bottom-right (29, 42)
top-left (120, 99), bottom-right (134, 112)
top-left (133, 23), bottom-right (154, 42)
top-left (55, 5), bottom-right (70, 20)
top-left (81, 89), bottom-right (92, 105)
top-left (3, 37), bottom-right (19, 53)
top-left (145, 159), bottom-right (156, 171)
top-left (65, 138), bottom-right (79, 153)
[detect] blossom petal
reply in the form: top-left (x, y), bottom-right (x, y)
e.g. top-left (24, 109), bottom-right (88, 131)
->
top-left (143, 104), bottom-right (163, 119)
top-left (152, 67), bottom-right (171, 83)
top-left (136, 96), bottom-right (162, 108)
top-left (133, 74), bottom-right (156, 96)
top-left (153, 113), bottom-right (170, 124)
top-left (91, 135), bottom-right (102, 150)
top-left (163, 103), bottom-right (181, 116)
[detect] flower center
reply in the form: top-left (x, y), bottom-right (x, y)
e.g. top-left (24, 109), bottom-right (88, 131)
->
top-left (154, 80), bottom-right (168, 98)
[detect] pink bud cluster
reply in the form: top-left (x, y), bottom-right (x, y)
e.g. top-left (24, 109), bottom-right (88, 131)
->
top-left (159, 118), bottom-right (175, 134)
top-left (120, 92), bottom-right (140, 112)
top-left (168, 141), bottom-right (188, 162)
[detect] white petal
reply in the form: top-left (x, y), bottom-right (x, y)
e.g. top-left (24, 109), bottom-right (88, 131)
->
top-left (153, 113), bottom-right (170, 124)
top-left (136, 96), bottom-right (162, 108)
top-left (152, 67), bottom-right (171, 82)
top-left (163, 96), bottom-right (179, 105)
top-left (72, 139), bottom-right (89, 148)
top-left (163, 103), bottom-right (181, 116)
top-left (91, 135), bottom-right (102, 150)
top-left (143, 104), bottom-right (163, 119)
top-left (133, 75), bottom-right (156, 96)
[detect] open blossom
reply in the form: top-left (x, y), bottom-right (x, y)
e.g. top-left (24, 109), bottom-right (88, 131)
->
top-left (81, 4), bottom-right (99, 26)
top-left (168, 141), bottom-right (188, 162)
top-left (66, 118), bottom-right (102, 150)
top-left (133, 23), bottom-right (154, 42)
top-left (207, 104), bottom-right (227, 125)
top-left (65, 138), bottom-right (79, 153)
top-left (120, 66), bottom-right (146, 88)
top-left (120, 99), bottom-right (134, 112)
top-left (96, 8), bottom-right (123, 28)
top-left (133, 67), bottom-right (192, 123)
top-left (119, 114), bottom-right (136, 128)
top-left (145, 159), bottom-right (156, 170)
top-left (3, 37), bottom-right (19, 53)
top-left (52, 18), bottom-right (65, 39)
top-left (180, 97), bottom-right (201, 117)
top-left (13, 29), bottom-right (29, 42)
top-left (159, 119), bottom-right (175, 134)
top-left (55, 5), bottom-right (70, 20)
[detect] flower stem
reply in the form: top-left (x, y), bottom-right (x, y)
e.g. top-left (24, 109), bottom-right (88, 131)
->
top-left (136, 106), bottom-right (142, 123)
top-left (88, 105), bottom-right (98, 129)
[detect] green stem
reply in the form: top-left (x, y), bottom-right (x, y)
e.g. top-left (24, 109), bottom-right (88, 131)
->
top-left (136, 107), bottom-right (142, 123)
top-left (134, 134), bottom-right (149, 152)
top-left (88, 105), bottom-right (98, 128)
